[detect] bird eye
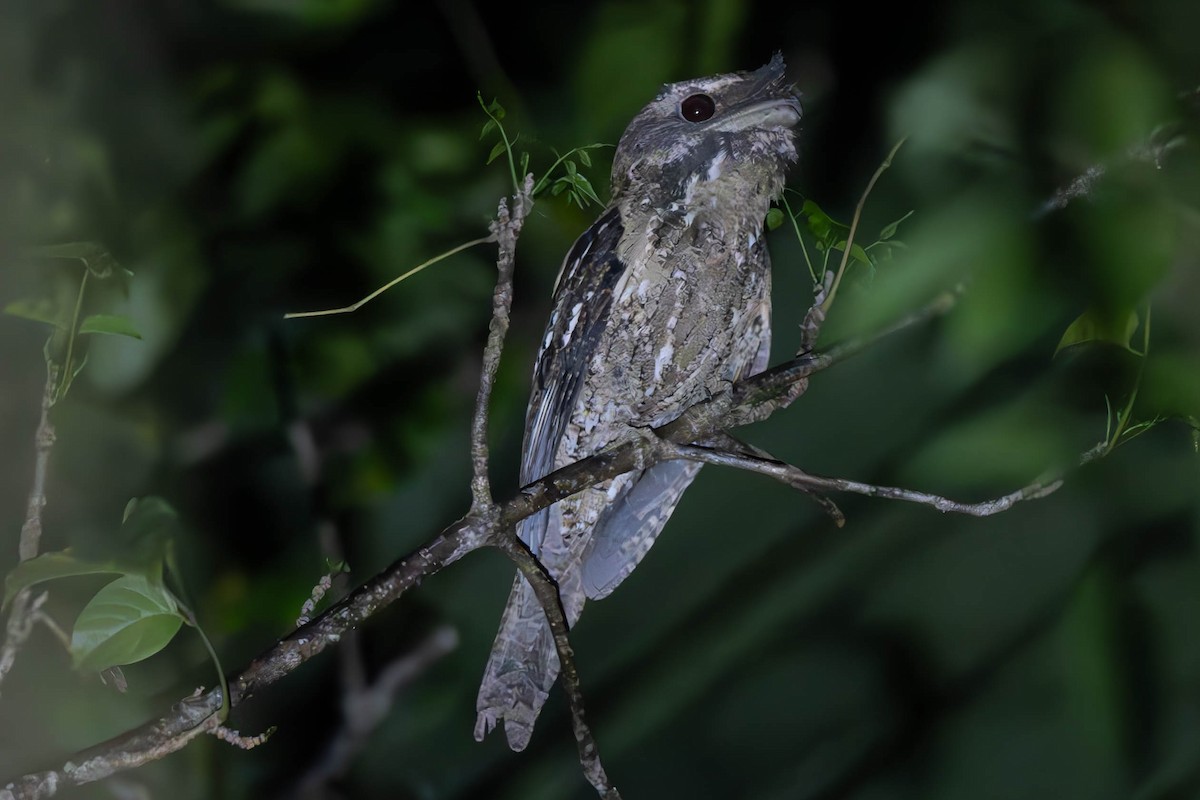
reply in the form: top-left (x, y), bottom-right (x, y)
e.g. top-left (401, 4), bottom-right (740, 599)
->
top-left (680, 93), bottom-right (715, 122)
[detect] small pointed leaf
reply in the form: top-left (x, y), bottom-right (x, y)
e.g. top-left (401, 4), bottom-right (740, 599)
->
top-left (79, 314), bottom-right (142, 340)
top-left (879, 210), bottom-right (915, 240)
top-left (4, 298), bottom-right (64, 327)
top-left (1055, 308), bottom-right (1140, 356)
top-left (486, 141), bottom-right (506, 165)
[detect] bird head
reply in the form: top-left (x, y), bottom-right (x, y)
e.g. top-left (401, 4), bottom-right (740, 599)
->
top-left (610, 53), bottom-right (802, 214)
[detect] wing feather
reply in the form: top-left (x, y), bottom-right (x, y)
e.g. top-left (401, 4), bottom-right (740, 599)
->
top-left (518, 206), bottom-right (627, 555)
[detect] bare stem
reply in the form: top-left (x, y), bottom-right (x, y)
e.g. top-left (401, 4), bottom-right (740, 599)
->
top-left (1, 366), bottom-right (61, 694)
top-left (820, 137), bottom-right (906, 315)
top-left (663, 441), bottom-right (1089, 517)
top-left (471, 175), bottom-right (534, 510)
top-left (19, 366), bottom-right (57, 560)
top-left (292, 626), bottom-right (459, 797)
top-left (283, 235), bottom-right (496, 319)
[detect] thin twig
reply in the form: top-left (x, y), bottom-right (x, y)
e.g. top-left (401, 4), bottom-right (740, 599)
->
top-left (492, 536), bottom-right (621, 800)
top-left (0, 367), bottom-right (61, 694)
top-left (293, 626), bottom-right (459, 797)
top-left (820, 138), bottom-right (906, 315)
top-left (283, 235), bottom-right (496, 319)
top-left (662, 440), bottom-right (1101, 518)
top-left (1036, 125), bottom-right (1187, 216)
top-left (471, 175), bottom-right (534, 510)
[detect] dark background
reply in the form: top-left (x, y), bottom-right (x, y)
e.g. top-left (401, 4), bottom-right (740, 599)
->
top-left (2, 0), bottom-right (1199, 798)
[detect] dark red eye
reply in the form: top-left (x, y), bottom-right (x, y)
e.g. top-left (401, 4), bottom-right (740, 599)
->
top-left (680, 93), bottom-right (715, 122)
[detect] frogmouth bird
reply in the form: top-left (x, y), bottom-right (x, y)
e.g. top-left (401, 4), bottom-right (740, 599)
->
top-left (476, 54), bottom-right (802, 750)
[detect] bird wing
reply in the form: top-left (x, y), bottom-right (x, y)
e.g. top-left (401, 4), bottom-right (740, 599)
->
top-left (518, 205), bottom-right (627, 556)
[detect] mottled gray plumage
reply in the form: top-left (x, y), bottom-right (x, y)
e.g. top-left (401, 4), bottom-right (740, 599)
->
top-left (475, 55), bottom-right (802, 750)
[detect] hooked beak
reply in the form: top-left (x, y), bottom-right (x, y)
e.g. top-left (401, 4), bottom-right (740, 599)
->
top-left (715, 96), bottom-right (803, 133)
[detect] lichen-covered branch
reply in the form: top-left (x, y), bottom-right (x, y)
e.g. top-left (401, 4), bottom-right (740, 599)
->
top-left (471, 175), bottom-right (534, 510)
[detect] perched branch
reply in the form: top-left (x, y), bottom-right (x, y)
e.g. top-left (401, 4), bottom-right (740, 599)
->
top-left (0, 278), bottom-right (1014, 800)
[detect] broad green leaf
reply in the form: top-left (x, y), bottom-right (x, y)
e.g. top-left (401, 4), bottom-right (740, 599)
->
top-left (765, 208), bottom-right (784, 231)
top-left (1054, 308), bottom-right (1139, 356)
top-left (4, 550), bottom-right (123, 608)
top-left (119, 496), bottom-right (180, 565)
top-left (578, 148), bottom-right (592, 168)
top-left (4, 298), bottom-right (64, 327)
top-left (851, 243), bottom-right (872, 267)
top-left (71, 573), bottom-right (183, 671)
top-left (478, 118), bottom-right (497, 140)
top-left (24, 242), bottom-right (119, 279)
top-left (486, 140), bottom-right (506, 165)
top-left (79, 314), bottom-right (142, 340)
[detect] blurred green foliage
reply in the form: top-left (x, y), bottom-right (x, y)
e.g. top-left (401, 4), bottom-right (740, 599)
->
top-left (2, 0), bottom-right (1200, 798)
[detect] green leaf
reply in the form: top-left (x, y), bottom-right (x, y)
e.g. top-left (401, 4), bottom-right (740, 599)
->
top-left (3, 297), bottom-right (64, 327)
top-left (79, 314), bottom-right (142, 340)
top-left (831, 241), bottom-right (873, 268)
top-left (486, 140), bottom-right (506, 165)
top-left (519, 151), bottom-right (530, 177)
top-left (24, 242), bottom-right (119, 279)
top-left (71, 573), bottom-right (183, 671)
top-left (4, 550), bottom-right (124, 608)
top-left (765, 208), bottom-right (785, 231)
top-left (879, 210), bottom-right (915, 240)
top-left (801, 200), bottom-right (845, 246)
top-left (571, 174), bottom-right (602, 207)
top-left (1054, 308), bottom-right (1140, 356)
top-left (564, 159), bottom-right (577, 176)
top-left (486, 99), bottom-right (505, 120)
top-left (119, 496), bottom-right (180, 565)
top-left (578, 149), bottom-right (592, 168)
top-left (479, 118), bottom-right (497, 140)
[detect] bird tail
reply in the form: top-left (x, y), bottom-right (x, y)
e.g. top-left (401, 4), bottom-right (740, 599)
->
top-left (474, 572), bottom-right (566, 751)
